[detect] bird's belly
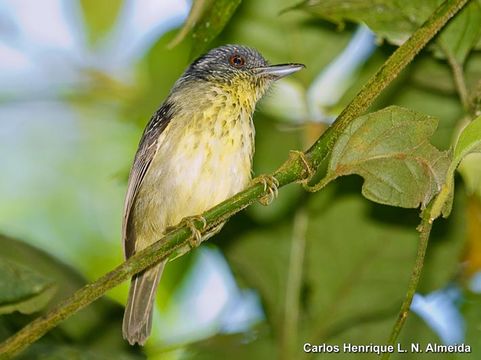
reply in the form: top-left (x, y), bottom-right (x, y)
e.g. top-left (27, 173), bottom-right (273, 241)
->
top-left (133, 122), bottom-right (253, 245)
top-left (165, 139), bottom-right (252, 224)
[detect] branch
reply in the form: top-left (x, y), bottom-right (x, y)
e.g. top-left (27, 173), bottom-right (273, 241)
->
top-left (305, 0), bottom-right (470, 169)
top-left (0, 0), bottom-right (469, 358)
top-left (382, 204), bottom-right (434, 360)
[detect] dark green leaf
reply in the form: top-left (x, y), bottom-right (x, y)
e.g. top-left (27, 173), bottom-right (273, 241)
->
top-left (226, 225), bottom-right (292, 330)
top-left (293, 0), bottom-right (441, 45)
top-left (217, 176), bottom-right (465, 354)
top-left (183, 332), bottom-right (275, 360)
top-left (0, 235), bottom-right (144, 358)
top-left (79, 0), bottom-right (124, 46)
top-left (294, 0), bottom-right (481, 65)
top-left (305, 182), bottom-right (465, 345)
top-left (304, 187), bottom-right (417, 342)
top-left (169, 0), bottom-right (214, 48)
top-left (17, 344), bottom-right (144, 360)
top-left (326, 106), bottom-right (449, 208)
top-left (0, 258), bottom-right (55, 315)
top-left (190, 0), bottom-right (242, 58)
top-left (436, 0), bottom-right (481, 64)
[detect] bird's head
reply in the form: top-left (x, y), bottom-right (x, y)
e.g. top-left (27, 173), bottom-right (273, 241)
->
top-left (174, 45), bottom-right (304, 109)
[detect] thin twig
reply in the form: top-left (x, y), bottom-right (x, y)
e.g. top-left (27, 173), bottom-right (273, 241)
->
top-left (438, 42), bottom-right (471, 113)
top-left (0, 0), bottom-right (469, 358)
top-left (280, 207), bottom-right (308, 360)
top-left (382, 204), bottom-right (434, 360)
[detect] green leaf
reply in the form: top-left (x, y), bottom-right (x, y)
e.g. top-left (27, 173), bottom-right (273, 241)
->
top-left (189, 0), bottom-right (242, 58)
top-left (17, 343), bottom-right (145, 360)
top-left (226, 225), bottom-right (292, 330)
top-left (79, 0), bottom-right (124, 46)
top-left (436, 0), bottom-right (481, 64)
top-left (0, 258), bottom-right (55, 315)
top-left (294, 0), bottom-right (481, 65)
top-left (169, 0), bottom-right (214, 48)
top-left (431, 115), bottom-right (481, 220)
top-left (304, 187), bottom-right (416, 343)
top-left (292, 0), bottom-right (441, 45)
top-left (454, 116), bottom-right (481, 161)
top-left (0, 235), bottom-right (145, 358)
top-left (326, 106), bottom-right (449, 208)
top-left (458, 153), bottom-right (481, 196)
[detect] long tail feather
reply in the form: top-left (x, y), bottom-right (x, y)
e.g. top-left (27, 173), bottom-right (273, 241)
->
top-left (122, 261), bottom-right (165, 345)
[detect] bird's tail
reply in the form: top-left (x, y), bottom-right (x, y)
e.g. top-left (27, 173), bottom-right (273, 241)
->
top-left (122, 261), bottom-right (165, 345)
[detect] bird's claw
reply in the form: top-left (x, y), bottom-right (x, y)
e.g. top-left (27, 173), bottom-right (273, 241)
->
top-left (288, 150), bottom-right (314, 185)
top-left (253, 175), bottom-right (280, 206)
top-left (166, 215), bottom-right (207, 249)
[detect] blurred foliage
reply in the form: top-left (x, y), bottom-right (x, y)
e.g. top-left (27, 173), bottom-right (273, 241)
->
top-left (171, 0), bottom-right (242, 58)
top-left (294, 0), bottom-right (481, 62)
top-left (0, 258), bottom-right (55, 316)
top-left (1, 0), bottom-right (481, 359)
top-left (0, 235), bottom-right (143, 359)
top-left (79, 0), bottom-right (124, 46)
top-left (191, 181), bottom-right (467, 359)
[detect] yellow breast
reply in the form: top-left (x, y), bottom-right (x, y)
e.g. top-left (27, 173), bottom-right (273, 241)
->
top-left (132, 83), bottom-right (256, 248)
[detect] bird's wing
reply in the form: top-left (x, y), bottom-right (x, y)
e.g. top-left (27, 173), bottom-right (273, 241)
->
top-left (122, 103), bottom-right (174, 258)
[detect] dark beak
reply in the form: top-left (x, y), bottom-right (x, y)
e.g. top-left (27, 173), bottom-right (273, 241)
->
top-left (255, 63), bottom-right (305, 80)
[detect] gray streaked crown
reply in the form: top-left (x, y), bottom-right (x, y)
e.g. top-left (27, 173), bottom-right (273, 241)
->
top-left (185, 45), bottom-right (268, 81)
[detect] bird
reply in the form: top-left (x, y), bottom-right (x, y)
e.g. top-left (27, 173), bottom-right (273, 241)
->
top-left (122, 44), bottom-right (304, 345)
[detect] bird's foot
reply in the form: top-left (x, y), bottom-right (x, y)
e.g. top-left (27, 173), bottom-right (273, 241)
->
top-left (253, 174), bottom-right (280, 206)
top-left (288, 150), bottom-right (314, 186)
top-left (166, 215), bottom-right (207, 249)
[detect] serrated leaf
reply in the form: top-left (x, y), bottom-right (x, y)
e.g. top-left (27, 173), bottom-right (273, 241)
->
top-left (326, 106), bottom-right (449, 208)
top-left (79, 0), bottom-right (123, 46)
top-left (0, 258), bottom-right (56, 315)
top-left (189, 0), bottom-right (242, 58)
top-left (431, 115), bottom-right (481, 220)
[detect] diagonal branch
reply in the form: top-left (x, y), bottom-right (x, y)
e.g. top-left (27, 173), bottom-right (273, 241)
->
top-left (0, 0), bottom-right (469, 358)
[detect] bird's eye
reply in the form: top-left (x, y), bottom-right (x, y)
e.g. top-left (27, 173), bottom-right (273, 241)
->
top-left (229, 54), bottom-right (246, 68)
